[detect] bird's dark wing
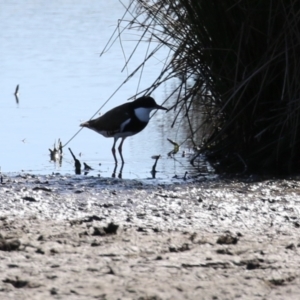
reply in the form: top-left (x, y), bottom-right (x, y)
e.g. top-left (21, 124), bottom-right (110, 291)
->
top-left (87, 102), bottom-right (133, 132)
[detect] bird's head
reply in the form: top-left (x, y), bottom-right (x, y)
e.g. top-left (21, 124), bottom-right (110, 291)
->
top-left (133, 96), bottom-right (167, 122)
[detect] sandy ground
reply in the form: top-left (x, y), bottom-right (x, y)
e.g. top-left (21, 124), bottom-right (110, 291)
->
top-left (1, 174), bottom-right (300, 299)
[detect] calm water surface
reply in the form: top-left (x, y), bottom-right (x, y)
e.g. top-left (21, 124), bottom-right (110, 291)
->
top-left (0, 0), bottom-right (208, 179)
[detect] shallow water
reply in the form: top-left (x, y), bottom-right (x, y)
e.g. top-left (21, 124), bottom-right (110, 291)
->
top-left (0, 0), bottom-right (208, 179)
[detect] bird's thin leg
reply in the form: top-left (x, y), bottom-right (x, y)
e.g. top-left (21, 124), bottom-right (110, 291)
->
top-left (118, 137), bottom-right (126, 164)
top-left (112, 138), bottom-right (118, 164)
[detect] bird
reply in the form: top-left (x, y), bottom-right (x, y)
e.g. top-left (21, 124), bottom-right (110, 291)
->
top-left (14, 84), bottom-right (19, 96)
top-left (14, 84), bottom-right (19, 104)
top-left (80, 96), bottom-right (167, 164)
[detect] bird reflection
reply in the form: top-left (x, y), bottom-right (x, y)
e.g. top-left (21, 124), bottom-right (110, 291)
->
top-left (110, 155), bottom-right (163, 179)
top-left (112, 163), bottom-right (124, 178)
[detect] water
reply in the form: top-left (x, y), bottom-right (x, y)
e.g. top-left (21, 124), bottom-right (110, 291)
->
top-left (0, 0), bottom-right (208, 179)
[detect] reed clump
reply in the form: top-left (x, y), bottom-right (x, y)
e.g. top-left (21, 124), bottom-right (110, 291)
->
top-left (122, 0), bottom-right (300, 175)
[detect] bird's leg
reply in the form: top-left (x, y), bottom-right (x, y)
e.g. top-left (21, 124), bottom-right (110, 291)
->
top-left (112, 138), bottom-right (118, 164)
top-left (118, 137), bottom-right (126, 164)
top-left (112, 164), bottom-right (117, 178)
top-left (118, 163), bottom-right (124, 179)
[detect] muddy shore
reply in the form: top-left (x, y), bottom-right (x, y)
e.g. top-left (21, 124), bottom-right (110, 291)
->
top-left (1, 173), bottom-right (300, 299)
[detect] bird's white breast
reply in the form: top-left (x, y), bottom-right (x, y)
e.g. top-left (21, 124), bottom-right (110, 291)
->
top-left (134, 107), bottom-right (152, 122)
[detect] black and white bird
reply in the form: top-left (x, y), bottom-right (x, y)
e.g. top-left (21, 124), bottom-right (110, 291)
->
top-left (14, 84), bottom-right (19, 96)
top-left (80, 96), bottom-right (167, 164)
top-left (14, 84), bottom-right (20, 104)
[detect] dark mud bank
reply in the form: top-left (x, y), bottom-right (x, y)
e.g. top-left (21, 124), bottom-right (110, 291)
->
top-left (1, 173), bottom-right (300, 232)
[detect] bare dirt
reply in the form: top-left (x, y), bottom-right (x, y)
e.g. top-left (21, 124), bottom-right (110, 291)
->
top-left (1, 173), bottom-right (300, 299)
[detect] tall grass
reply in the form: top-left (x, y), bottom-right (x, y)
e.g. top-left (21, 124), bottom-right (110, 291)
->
top-left (121, 0), bottom-right (300, 175)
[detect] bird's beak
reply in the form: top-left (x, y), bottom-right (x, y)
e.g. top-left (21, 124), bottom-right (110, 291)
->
top-left (155, 104), bottom-right (168, 111)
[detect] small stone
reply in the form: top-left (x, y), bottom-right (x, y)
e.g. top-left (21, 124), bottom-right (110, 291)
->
top-left (216, 234), bottom-right (238, 245)
top-left (22, 196), bottom-right (37, 202)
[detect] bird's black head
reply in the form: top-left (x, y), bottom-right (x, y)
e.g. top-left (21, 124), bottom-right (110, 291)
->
top-left (133, 96), bottom-right (167, 110)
